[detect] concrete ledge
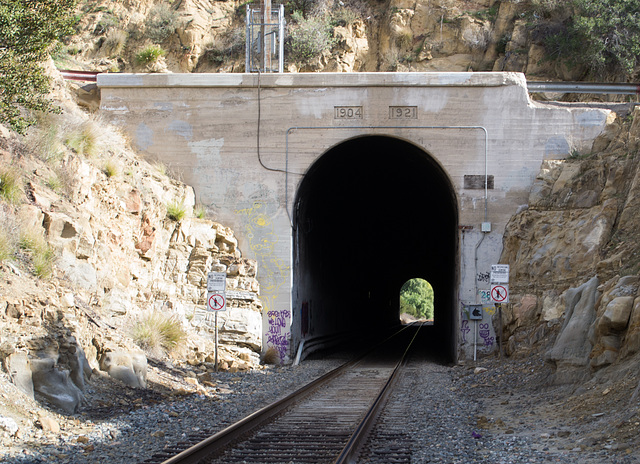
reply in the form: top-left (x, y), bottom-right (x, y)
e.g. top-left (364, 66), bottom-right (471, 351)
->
top-left (97, 71), bottom-right (526, 89)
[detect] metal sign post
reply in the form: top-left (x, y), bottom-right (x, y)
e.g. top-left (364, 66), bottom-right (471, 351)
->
top-left (490, 265), bottom-right (509, 361)
top-left (468, 304), bottom-right (483, 362)
top-left (207, 272), bottom-right (227, 371)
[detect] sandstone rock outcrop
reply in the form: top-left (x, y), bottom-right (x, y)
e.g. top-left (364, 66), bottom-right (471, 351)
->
top-left (0, 82), bottom-right (265, 415)
top-left (501, 106), bottom-right (640, 383)
top-left (64, 0), bottom-right (582, 79)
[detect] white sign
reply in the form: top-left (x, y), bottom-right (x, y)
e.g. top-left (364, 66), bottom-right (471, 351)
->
top-left (490, 264), bottom-right (510, 284)
top-left (491, 284), bottom-right (509, 303)
top-left (207, 272), bottom-right (226, 292)
top-left (207, 292), bottom-right (227, 311)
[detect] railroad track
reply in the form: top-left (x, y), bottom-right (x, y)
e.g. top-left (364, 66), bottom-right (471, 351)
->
top-left (143, 324), bottom-right (422, 464)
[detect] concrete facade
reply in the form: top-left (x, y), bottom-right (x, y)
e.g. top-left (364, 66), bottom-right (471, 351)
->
top-left (98, 72), bottom-right (610, 361)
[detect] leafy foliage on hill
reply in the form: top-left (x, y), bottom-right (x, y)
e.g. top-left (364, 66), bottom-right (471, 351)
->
top-left (0, 0), bottom-right (77, 134)
top-left (400, 278), bottom-right (434, 320)
top-left (535, 0), bottom-right (640, 79)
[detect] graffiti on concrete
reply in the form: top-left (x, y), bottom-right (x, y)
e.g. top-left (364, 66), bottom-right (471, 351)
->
top-left (479, 322), bottom-right (494, 346)
top-left (460, 319), bottom-right (471, 343)
top-left (237, 202), bottom-right (291, 361)
top-left (267, 310), bottom-right (291, 359)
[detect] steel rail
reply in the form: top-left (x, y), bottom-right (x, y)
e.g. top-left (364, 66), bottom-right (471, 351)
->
top-left (527, 81), bottom-right (640, 95)
top-left (157, 324), bottom-right (415, 464)
top-left (333, 324), bottom-right (422, 464)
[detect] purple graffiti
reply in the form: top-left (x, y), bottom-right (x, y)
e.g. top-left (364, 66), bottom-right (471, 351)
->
top-left (267, 333), bottom-right (290, 359)
top-left (460, 320), bottom-right (470, 343)
top-left (479, 323), bottom-right (494, 346)
top-left (267, 310), bottom-right (291, 360)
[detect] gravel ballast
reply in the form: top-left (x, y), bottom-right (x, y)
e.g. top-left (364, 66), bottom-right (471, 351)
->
top-left (1, 355), bottom-right (639, 463)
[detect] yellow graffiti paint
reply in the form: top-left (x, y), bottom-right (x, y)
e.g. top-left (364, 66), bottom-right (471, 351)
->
top-left (236, 202), bottom-right (290, 314)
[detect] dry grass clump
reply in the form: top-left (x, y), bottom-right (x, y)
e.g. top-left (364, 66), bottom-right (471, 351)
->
top-left (102, 29), bottom-right (128, 57)
top-left (65, 120), bottom-right (102, 157)
top-left (394, 28), bottom-right (413, 49)
top-left (0, 227), bottom-right (13, 262)
top-left (26, 122), bottom-right (65, 162)
top-left (144, 4), bottom-right (179, 43)
top-left (103, 159), bottom-right (120, 178)
top-left (132, 311), bottom-right (187, 357)
top-left (261, 346), bottom-right (281, 365)
top-left (194, 203), bottom-right (206, 219)
top-left (0, 168), bottom-right (22, 204)
top-left (18, 228), bottom-right (54, 278)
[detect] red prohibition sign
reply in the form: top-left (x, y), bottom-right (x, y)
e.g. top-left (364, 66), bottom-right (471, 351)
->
top-left (208, 293), bottom-right (225, 310)
top-left (491, 285), bottom-right (508, 302)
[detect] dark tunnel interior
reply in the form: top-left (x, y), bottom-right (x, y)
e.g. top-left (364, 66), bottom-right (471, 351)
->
top-left (292, 135), bottom-right (459, 362)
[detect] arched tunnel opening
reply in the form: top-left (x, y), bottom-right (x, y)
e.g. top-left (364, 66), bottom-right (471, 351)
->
top-left (292, 135), bottom-right (459, 363)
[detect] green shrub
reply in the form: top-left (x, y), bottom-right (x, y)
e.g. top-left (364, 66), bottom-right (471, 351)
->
top-left (144, 4), bottom-right (178, 43)
top-left (472, 5), bottom-right (499, 22)
top-left (132, 311), bottom-right (187, 356)
top-left (166, 200), bottom-right (187, 221)
top-left (534, 0), bottom-right (640, 79)
top-left (283, 0), bottom-right (316, 19)
top-left (19, 229), bottom-right (54, 278)
top-left (135, 45), bottom-right (166, 65)
top-left (0, 169), bottom-right (22, 204)
top-left (286, 14), bottom-right (335, 63)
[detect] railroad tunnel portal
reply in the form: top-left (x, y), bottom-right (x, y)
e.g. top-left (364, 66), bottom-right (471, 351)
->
top-left (292, 136), bottom-right (458, 362)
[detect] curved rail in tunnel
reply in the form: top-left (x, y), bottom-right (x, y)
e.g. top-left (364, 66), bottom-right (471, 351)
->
top-left (292, 135), bottom-right (459, 362)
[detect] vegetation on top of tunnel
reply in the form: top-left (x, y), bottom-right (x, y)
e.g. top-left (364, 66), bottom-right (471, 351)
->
top-left (532, 0), bottom-right (640, 80)
top-left (400, 278), bottom-right (434, 320)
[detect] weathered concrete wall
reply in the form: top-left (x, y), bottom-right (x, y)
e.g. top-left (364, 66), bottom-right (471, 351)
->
top-left (98, 72), bottom-right (609, 361)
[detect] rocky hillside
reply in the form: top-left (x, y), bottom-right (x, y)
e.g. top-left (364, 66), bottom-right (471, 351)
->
top-left (58, 0), bottom-right (592, 79)
top-left (501, 106), bottom-right (640, 389)
top-left (0, 64), bottom-right (268, 443)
